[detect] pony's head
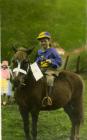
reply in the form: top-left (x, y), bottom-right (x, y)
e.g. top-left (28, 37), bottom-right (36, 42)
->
top-left (11, 47), bottom-right (34, 86)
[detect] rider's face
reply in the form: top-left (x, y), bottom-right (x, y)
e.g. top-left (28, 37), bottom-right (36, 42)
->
top-left (39, 38), bottom-right (50, 50)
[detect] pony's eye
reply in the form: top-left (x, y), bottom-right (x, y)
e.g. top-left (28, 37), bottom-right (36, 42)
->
top-left (12, 60), bottom-right (18, 67)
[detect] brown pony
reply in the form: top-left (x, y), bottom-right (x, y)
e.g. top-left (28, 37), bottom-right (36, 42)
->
top-left (12, 47), bottom-right (84, 140)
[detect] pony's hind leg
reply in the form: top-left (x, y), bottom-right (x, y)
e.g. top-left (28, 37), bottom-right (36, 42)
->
top-left (19, 107), bottom-right (31, 140)
top-left (64, 97), bottom-right (83, 140)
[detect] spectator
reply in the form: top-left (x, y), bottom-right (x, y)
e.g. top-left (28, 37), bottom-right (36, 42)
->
top-left (1, 60), bottom-right (12, 105)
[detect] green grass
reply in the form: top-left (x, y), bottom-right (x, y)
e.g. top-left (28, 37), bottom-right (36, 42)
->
top-left (1, 0), bottom-right (86, 60)
top-left (65, 51), bottom-right (87, 72)
top-left (2, 75), bottom-right (87, 140)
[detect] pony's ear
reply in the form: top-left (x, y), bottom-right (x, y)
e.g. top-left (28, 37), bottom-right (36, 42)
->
top-left (12, 45), bottom-right (17, 52)
top-left (26, 47), bottom-right (35, 55)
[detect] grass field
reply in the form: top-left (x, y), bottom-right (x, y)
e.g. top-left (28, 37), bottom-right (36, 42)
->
top-left (2, 74), bottom-right (87, 140)
top-left (2, 0), bottom-right (86, 60)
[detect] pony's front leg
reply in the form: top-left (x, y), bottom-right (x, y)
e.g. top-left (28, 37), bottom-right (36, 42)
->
top-left (70, 123), bottom-right (80, 140)
top-left (19, 107), bottom-right (31, 140)
top-left (31, 111), bottom-right (39, 140)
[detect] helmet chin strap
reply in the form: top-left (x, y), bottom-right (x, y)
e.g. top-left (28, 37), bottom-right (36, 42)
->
top-left (13, 60), bottom-right (27, 76)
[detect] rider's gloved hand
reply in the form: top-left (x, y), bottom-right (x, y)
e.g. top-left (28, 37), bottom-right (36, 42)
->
top-left (46, 59), bottom-right (52, 64)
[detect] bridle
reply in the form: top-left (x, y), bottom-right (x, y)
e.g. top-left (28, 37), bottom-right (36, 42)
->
top-left (13, 60), bottom-right (30, 77)
top-left (11, 46), bottom-right (36, 86)
top-left (12, 59), bottom-right (30, 86)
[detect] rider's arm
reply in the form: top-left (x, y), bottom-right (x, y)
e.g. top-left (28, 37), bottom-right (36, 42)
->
top-left (48, 48), bottom-right (62, 68)
top-left (35, 49), bottom-right (44, 63)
